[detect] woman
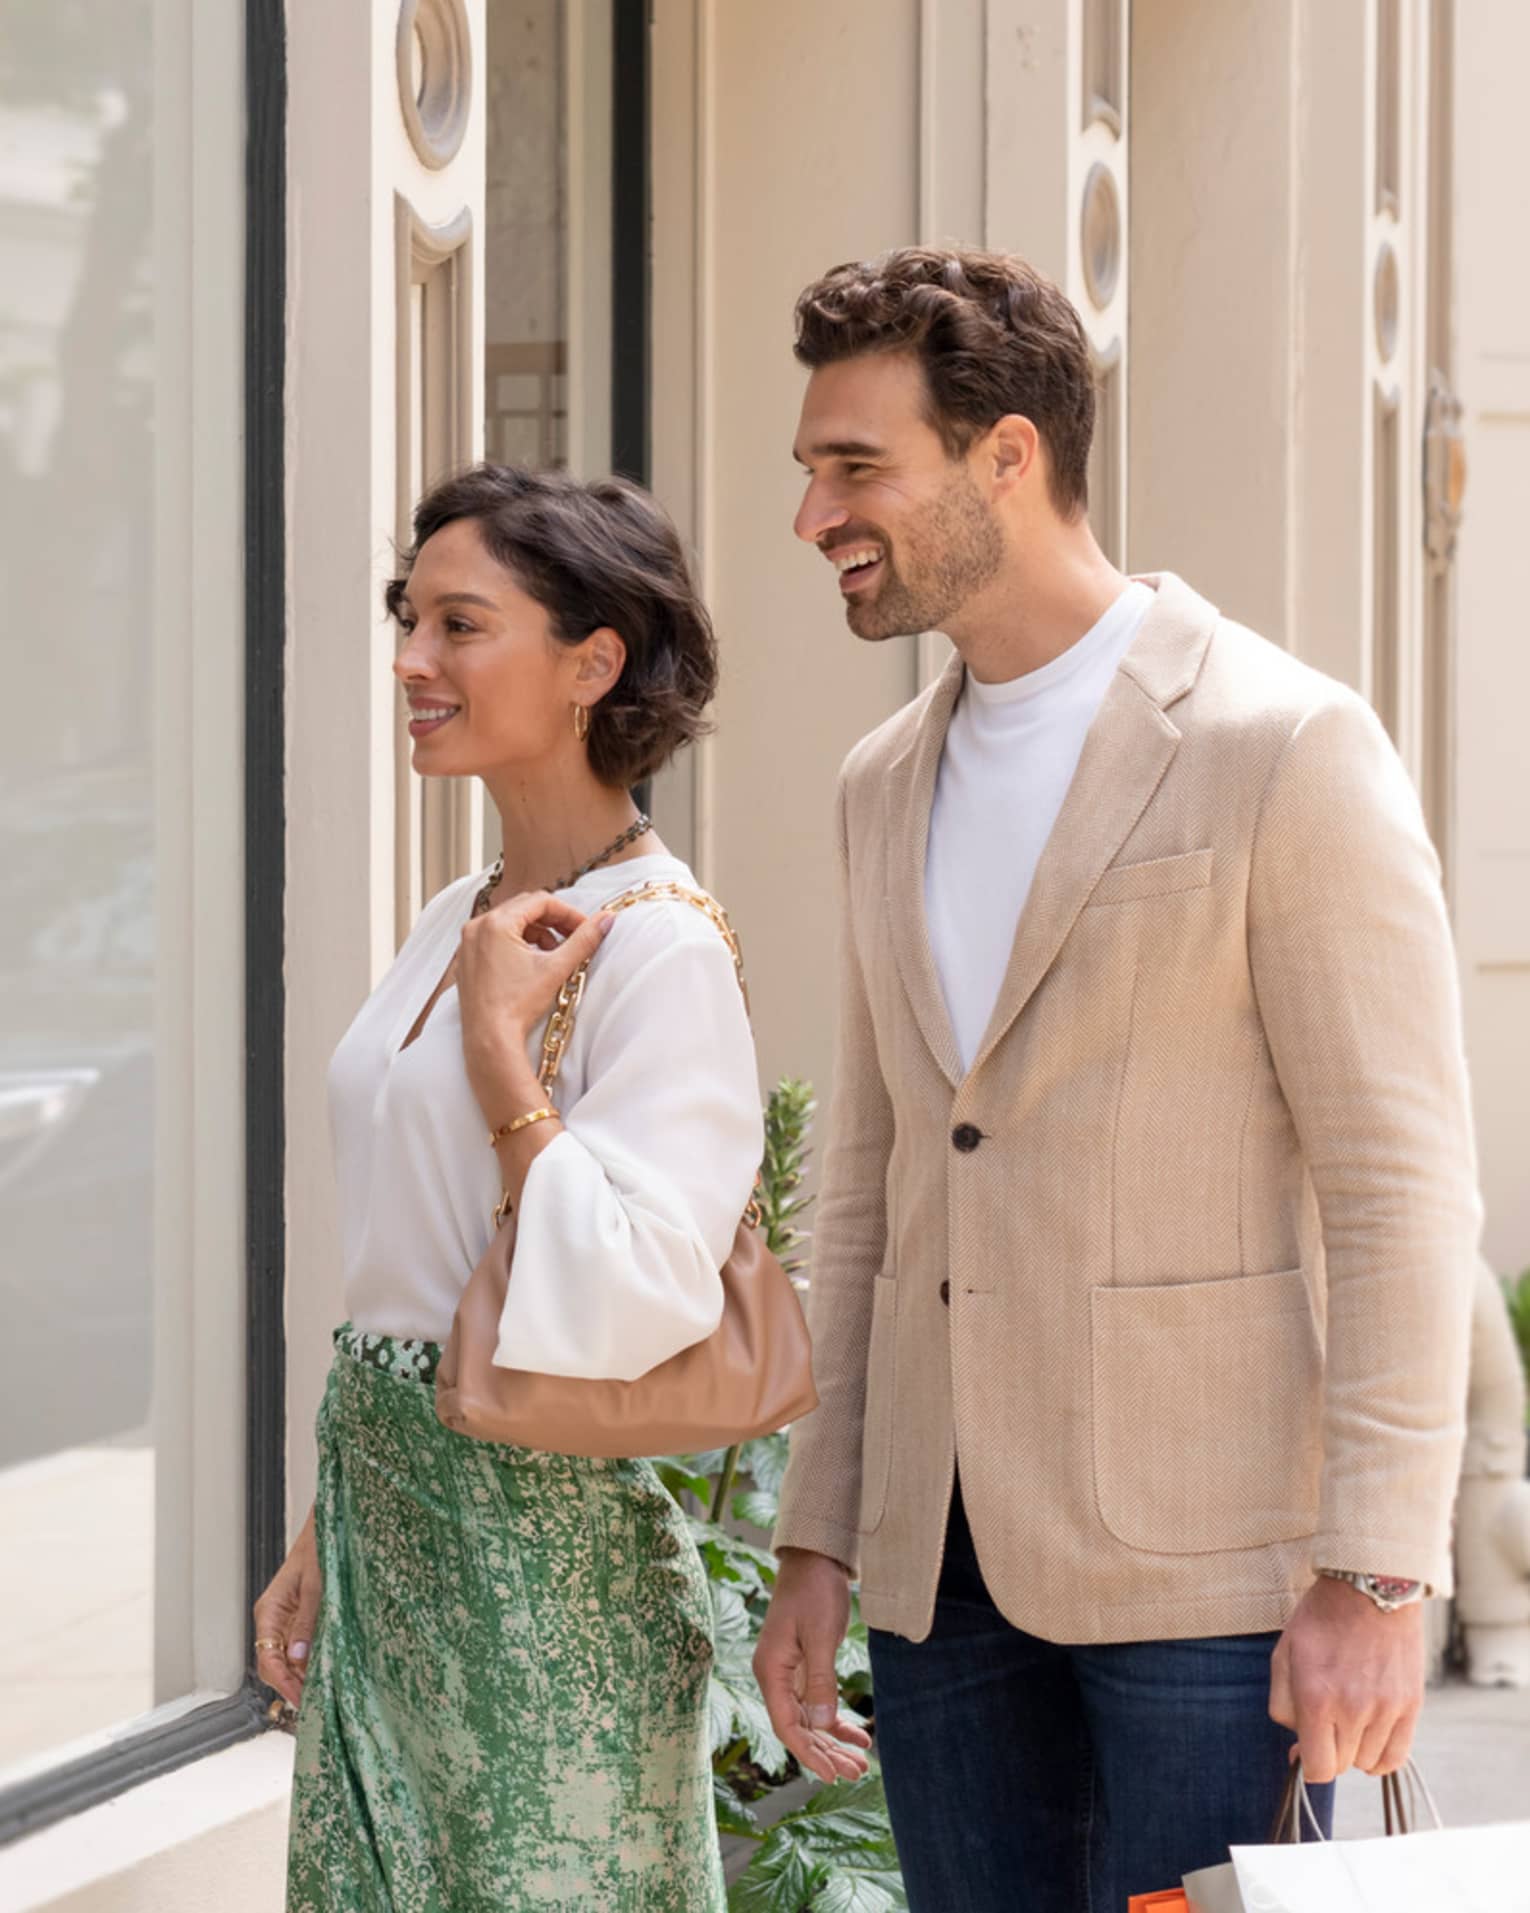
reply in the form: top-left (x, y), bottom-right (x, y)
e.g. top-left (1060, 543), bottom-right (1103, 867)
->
top-left (256, 465), bottom-right (763, 1911)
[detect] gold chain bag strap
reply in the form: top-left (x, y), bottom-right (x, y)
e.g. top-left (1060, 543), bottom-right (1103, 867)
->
top-left (435, 881), bottom-right (818, 1456)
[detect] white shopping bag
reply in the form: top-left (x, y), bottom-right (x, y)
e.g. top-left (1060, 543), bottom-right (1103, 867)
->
top-left (1182, 1764), bottom-right (1530, 1913)
top-left (1216, 1821), bottom-right (1530, 1911)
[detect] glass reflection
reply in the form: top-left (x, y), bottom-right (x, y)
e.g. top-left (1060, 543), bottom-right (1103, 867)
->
top-left (0, 0), bottom-right (157, 1774)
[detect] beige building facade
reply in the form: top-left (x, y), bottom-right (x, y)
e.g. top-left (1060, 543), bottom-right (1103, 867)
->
top-left (2, 0), bottom-right (1526, 1902)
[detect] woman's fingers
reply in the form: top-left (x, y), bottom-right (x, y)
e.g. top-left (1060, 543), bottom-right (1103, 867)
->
top-left (501, 891), bottom-right (589, 940)
top-left (255, 1636), bottom-right (302, 1709)
top-left (253, 1520), bottom-right (321, 1711)
top-left (547, 912), bottom-right (614, 981)
top-left (252, 1575), bottom-right (303, 1707)
top-left (287, 1569), bottom-right (323, 1690)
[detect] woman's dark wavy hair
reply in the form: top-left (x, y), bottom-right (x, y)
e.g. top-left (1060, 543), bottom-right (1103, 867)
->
top-left (386, 464), bottom-right (717, 788)
top-left (794, 246), bottom-right (1095, 518)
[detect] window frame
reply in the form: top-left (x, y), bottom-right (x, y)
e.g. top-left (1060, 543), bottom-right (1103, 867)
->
top-left (610, 0), bottom-right (652, 488)
top-left (0, 0), bottom-right (287, 1846)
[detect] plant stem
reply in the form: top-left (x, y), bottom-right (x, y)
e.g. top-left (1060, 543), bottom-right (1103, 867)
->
top-left (709, 1443), bottom-right (741, 1524)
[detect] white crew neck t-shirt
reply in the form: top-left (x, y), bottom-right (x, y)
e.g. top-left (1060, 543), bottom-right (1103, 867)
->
top-left (925, 580), bottom-right (1156, 1071)
top-left (327, 852), bottom-right (763, 1381)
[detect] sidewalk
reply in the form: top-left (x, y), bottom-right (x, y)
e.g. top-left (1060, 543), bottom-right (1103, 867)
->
top-left (1337, 1676), bottom-right (1530, 1834)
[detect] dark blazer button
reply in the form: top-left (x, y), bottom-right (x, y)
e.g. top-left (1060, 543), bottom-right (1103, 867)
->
top-left (939, 1279), bottom-right (951, 1305)
top-left (952, 1123), bottom-right (982, 1153)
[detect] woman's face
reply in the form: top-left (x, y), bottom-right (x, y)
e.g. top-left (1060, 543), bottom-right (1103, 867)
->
top-left (391, 517), bottom-right (591, 780)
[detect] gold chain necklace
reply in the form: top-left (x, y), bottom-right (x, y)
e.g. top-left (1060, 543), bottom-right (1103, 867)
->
top-left (471, 812), bottom-right (652, 918)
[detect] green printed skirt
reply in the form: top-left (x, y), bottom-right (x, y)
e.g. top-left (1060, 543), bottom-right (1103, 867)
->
top-left (286, 1325), bottom-right (725, 1912)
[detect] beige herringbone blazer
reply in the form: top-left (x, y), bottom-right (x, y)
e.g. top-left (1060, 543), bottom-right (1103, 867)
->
top-left (773, 573), bottom-right (1480, 1645)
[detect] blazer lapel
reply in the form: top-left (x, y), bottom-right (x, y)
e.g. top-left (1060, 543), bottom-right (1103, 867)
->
top-left (884, 654), bottom-right (966, 1089)
top-left (966, 573), bottom-right (1218, 1080)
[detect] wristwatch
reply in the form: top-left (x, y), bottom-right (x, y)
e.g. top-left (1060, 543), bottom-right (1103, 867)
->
top-left (1317, 1568), bottom-right (1426, 1612)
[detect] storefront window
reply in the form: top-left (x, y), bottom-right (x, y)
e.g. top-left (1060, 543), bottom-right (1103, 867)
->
top-left (485, 0), bottom-right (621, 479)
top-left (0, 0), bottom-right (249, 1802)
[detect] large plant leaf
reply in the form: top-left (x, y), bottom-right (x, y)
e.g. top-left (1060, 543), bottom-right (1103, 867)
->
top-left (728, 1684), bottom-right (789, 1780)
top-left (730, 1773), bottom-right (904, 1912)
top-left (731, 1487), bottom-right (781, 1533)
top-left (834, 1618), bottom-right (871, 1683)
top-left (728, 1840), bottom-right (827, 1913)
top-left (1503, 1270), bottom-right (1530, 1425)
top-left (690, 1517), bottom-right (778, 1600)
top-left (713, 1773), bottom-right (762, 1840)
top-left (709, 1584), bottom-right (788, 1777)
top-left (813, 1871), bottom-right (905, 1913)
top-left (738, 1432), bottom-right (791, 1495)
top-left (708, 1675), bottom-right (742, 1758)
top-left (653, 1458), bottom-right (715, 1507)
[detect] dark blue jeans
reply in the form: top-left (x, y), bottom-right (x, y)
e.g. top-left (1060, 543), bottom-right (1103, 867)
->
top-left (868, 1484), bottom-right (1332, 1912)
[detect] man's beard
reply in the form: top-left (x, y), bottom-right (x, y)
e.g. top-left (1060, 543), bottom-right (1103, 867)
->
top-left (845, 467), bottom-right (1004, 642)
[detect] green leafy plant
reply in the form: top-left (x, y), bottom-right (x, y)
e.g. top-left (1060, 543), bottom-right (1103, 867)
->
top-left (729, 1773), bottom-right (905, 1913)
top-left (1504, 1268), bottom-right (1530, 1426)
top-left (655, 1079), bottom-right (903, 1911)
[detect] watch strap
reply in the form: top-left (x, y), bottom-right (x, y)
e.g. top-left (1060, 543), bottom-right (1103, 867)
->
top-left (1317, 1567), bottom-right (1426, 1611)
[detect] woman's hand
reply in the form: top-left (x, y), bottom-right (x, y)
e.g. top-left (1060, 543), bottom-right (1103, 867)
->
top-left (457, 889), bottom-right (613, 1105)
top-left (253, 1505), bottom-right (321, 1710)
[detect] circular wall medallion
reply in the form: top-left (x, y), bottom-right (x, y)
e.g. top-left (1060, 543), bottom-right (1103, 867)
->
top-left (1080, 163), bottom-right (1122, 311)
top-left (1373, 240), bottom-right (1400, 363)
top-left (397, 0), bottom-right (471, 170)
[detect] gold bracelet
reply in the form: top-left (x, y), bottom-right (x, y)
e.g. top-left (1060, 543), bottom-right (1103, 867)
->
top-left (487, 1106), bottom-right (559, 1146)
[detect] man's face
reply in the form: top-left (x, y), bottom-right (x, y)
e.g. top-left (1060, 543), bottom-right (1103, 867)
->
top-left (792, 351), bottom-right (1003, 642)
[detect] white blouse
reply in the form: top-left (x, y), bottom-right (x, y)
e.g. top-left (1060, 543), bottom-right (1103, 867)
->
top-left (328, 853), bottom-right (764, 1381)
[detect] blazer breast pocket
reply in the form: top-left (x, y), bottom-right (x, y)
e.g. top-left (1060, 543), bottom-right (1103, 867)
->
top-left (1085, 846), bottom-right (1214, 908)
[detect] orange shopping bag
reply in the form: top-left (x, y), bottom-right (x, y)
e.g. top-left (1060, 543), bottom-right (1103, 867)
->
top-left (1128, 1894), bottom-right (1190, 1912)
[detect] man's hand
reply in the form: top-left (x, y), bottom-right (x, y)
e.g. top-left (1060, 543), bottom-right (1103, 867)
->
top-left (754, 1549), bottom-right (873, 1785)
top-left (1269, 1576), bottom-right (1425, 1782)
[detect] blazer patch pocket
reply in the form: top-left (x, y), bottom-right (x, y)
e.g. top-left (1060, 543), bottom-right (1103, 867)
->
top-left (1085, 847), bottom-right (1214, 908)
top-left (1090, 1268), bottom-right (1323, 1555)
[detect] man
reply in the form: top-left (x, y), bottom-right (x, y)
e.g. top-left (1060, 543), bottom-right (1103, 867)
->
top-left (754, 247), bottom-right (1480, 1909)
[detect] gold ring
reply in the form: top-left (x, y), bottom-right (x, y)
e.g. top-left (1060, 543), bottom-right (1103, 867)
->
top-left (253, 1637), bottom-right (286, 1654)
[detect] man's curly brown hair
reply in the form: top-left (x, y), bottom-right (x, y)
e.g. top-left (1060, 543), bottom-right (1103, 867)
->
top-left (386, 464), bottom-right (716, 788)
top-left (794, 246), bottom-right (1095, 517)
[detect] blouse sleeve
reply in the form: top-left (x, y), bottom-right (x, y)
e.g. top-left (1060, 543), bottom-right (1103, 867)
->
top-left (492, 904), bottom-right (765, 1381)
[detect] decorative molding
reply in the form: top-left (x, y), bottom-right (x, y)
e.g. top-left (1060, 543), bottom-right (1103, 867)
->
top-left (393, 195), bottom-right (477, 937)
top-left (1371, 379), bottom-right (1401, 742)
top-left (397, 0), bottom-right (472, 171)
top-left (647, 0), bottom-right (704, 867)
top-left (1373, 237), bottom-right (1400, 362)
top-left (1375, 0), bottom-right (1401, 216)
top-left (1082, 0), bottom-right (1124, 135)
top-left (393, 197), bottom-right (474, 543)
top-left (1080, 160), bottom-right (1122, 311)
top-left (917, 0), bottom-right (986, 247)
top-left (1420, 0), bottom-right (1458, 891)
top-left (1088, 334), bottom-right (1124, 566)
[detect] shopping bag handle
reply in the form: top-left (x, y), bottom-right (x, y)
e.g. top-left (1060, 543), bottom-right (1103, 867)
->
top-left (1273, 1759), bottom-right (1444, 1844)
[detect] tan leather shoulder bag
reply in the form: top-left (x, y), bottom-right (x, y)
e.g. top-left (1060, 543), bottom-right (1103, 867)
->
top-left (435, 881), bottom-right (818, 1456)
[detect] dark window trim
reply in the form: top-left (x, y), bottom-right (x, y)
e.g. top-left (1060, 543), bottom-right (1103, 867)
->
top-left (0, 0), bottom-right (287, 1846)
top-left (242, 0), bottom-right (289, 1671)
top-left (610, 0), bottom-right (651, 487)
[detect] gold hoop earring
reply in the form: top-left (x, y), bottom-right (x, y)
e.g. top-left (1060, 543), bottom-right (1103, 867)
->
top-left (572, 703), bottom-right (590, 744)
